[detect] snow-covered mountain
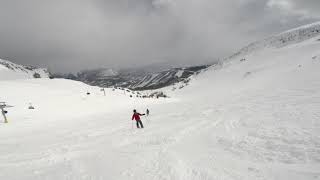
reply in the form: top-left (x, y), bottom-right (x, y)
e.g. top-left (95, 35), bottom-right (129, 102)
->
top-left (229, 22), bottom-right (320, 60)
top-left (57, 65), bottom-right (210, 90)
top-left (0, 58), bottom-right (49, 80)
top-left (129, 65), bottom-right (210, 90)
top-left (0, 22), bottom-right (320, 180)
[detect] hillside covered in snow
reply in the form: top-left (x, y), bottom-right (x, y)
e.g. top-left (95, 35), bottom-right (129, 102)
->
top-left (229, 21), bottom-right (320, 60)
top-left (0, 22), bottom-right (320, 180)
top-left (0, 58), bottom-right (49, 80)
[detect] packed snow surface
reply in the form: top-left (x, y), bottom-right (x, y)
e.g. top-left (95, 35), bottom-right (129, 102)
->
top-left (1, 27), bottom-right (320, 179)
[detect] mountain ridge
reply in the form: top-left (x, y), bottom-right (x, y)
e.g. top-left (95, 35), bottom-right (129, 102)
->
top-left (54, 64), bottom-right (211, 90)
top-left (228, 21), bottom-right (320, 60)
top-left (0, 58), bottom-right (50, 80)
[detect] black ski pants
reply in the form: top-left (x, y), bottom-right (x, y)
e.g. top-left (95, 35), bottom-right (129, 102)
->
top-left (136, 119), bottom-right (144, 128)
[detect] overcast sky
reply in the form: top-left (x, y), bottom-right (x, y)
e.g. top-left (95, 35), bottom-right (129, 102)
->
top-left (0, 0), bottom-right (319, 73)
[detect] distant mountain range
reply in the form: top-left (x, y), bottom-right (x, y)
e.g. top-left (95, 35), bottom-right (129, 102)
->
top-left (0, 56), bottom-right (211, 91)
top-left (54, 65), bottom-right (211, 90)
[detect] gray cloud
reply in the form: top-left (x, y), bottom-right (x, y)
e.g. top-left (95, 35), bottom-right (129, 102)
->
top-left (0, 0), bottom-right (319, 72)
top-left (267, 0), bottom-right (320, 18)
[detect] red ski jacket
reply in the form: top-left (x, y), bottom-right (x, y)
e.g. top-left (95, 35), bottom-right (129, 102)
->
top-left (132, 113), bottom-right (144, 121)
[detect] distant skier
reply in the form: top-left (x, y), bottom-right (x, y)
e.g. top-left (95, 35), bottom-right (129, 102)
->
top-left (132, 109), bottom-right (145, 128)
top-left (146, 109), bottom-right (150, 116)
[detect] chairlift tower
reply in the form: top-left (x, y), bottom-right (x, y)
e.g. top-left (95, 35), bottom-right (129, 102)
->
top-left (0, 102), bottom-right (12, 123)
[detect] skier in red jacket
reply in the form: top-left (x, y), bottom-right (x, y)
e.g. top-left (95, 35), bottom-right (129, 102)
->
top-left (132, 109), bottom-right (145, 128)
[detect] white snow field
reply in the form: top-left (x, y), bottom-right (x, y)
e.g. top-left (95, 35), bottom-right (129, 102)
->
top-left (1, 24), bottom-right (320, 180)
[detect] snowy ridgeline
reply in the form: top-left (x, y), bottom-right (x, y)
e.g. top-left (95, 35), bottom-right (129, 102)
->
top-left (0, 58), bottom-right (49, 80)
top-left (229, 22), bottom-right (320, 60)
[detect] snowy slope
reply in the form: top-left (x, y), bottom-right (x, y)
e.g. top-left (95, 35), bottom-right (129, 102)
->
top-left (229, 21), bottom-right (320, 60)
top-left (157, 21), bottom-right (320, 95)
top-left (0, 58), bottom-right (49, 80)
top-left (0, 23), bottom-right (320, 180)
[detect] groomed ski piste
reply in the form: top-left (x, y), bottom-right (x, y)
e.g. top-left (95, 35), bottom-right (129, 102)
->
top-left (1, 23), bottom-right (320, 180)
